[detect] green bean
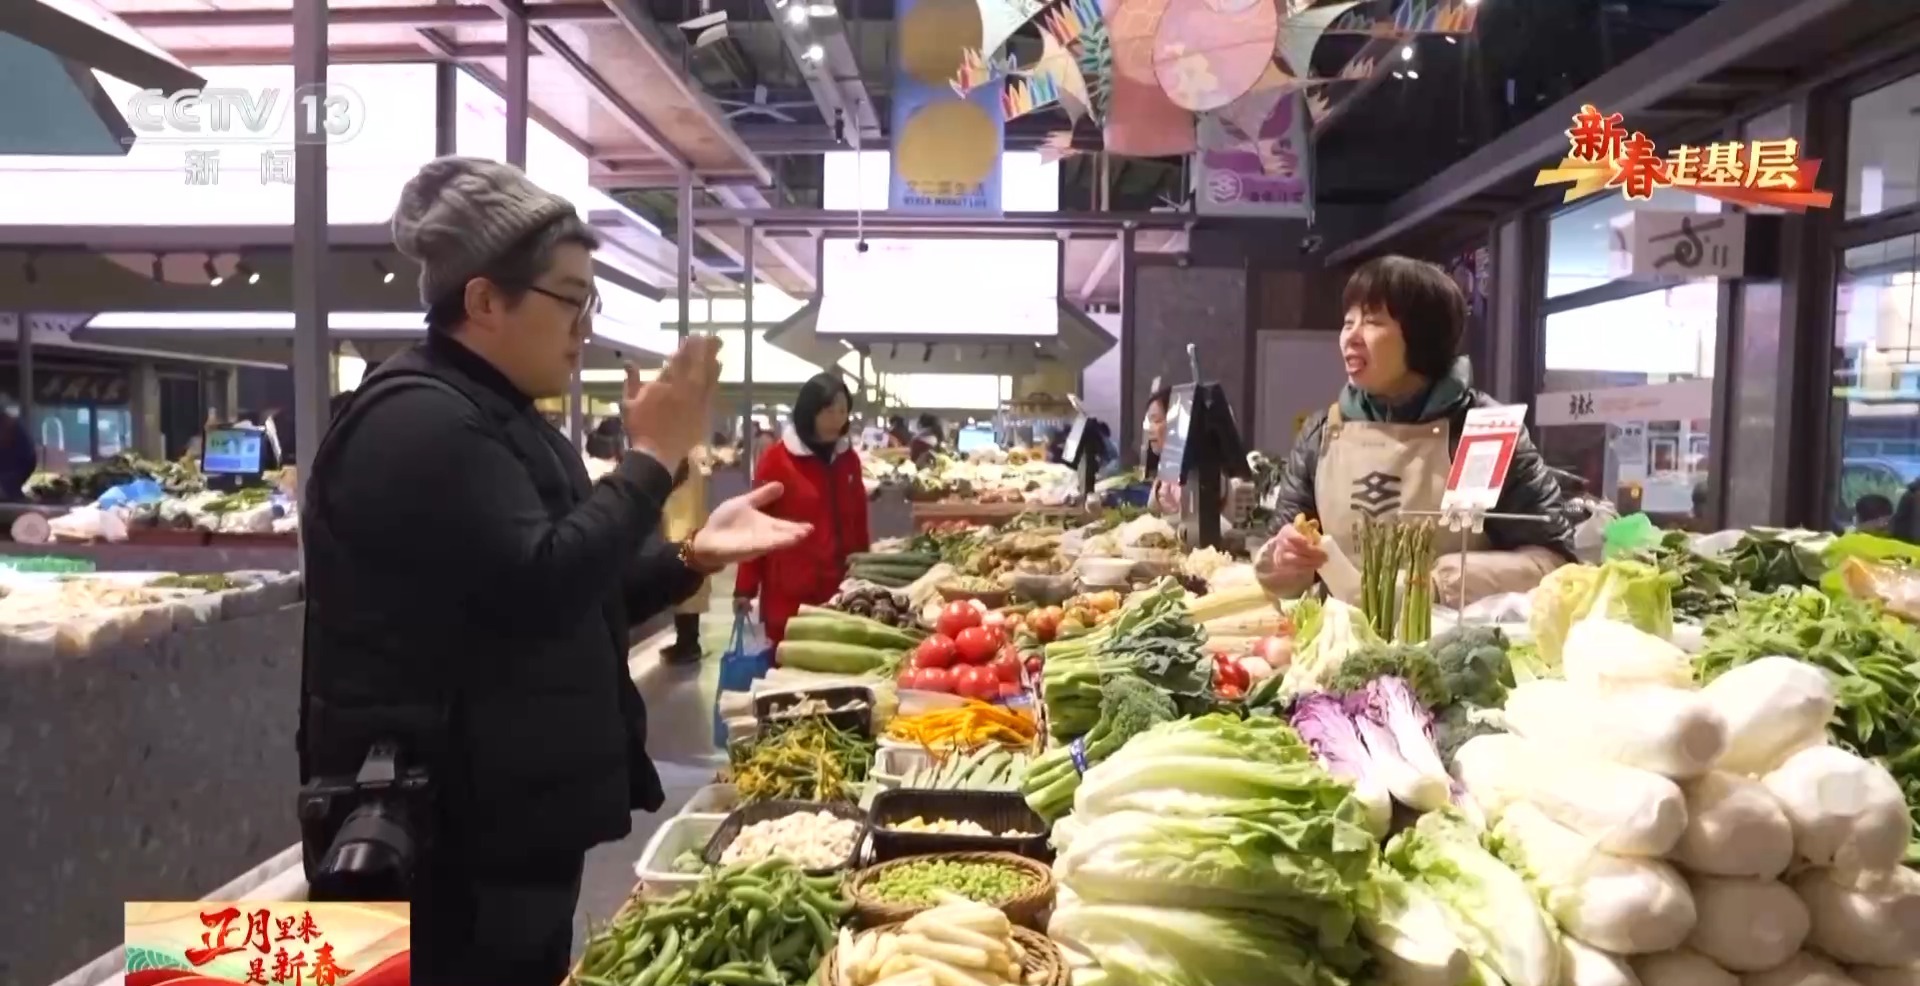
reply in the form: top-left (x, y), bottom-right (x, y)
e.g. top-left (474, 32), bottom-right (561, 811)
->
top-left (768, 926), bottom-right (810, 965)
top-left (642, 906), bottom-right (699, 929)
top-left (730, 886), bottom-right (779, 910)
top-left (573, 976), bottom-right (615, 986)
top-left (700, 970), bottom-right (775, 986)
top-left (799, 899), bottom-right (836, 954)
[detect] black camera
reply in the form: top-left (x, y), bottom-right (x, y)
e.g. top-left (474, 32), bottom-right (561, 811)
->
top-left (298, 741), bottom-right (433, 901)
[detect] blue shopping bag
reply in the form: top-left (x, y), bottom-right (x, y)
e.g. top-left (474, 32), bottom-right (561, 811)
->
top-left (713, 613), bottom-right (774, 748)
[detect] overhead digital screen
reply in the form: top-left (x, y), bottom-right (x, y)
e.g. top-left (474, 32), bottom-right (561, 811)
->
top-left (816, 237), bottom-right (1058, 337)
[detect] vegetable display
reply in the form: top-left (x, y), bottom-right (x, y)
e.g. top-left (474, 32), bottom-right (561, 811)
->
top-left (1039, 579), bottom-right (1210, 739)
top-left (829, 896), bottom-right (1047, 986)
top-left (570, 858), bottom-right (852, 986)
top-left (886, 704), bottom-right (1038, 751)
top-left (717, 811), bottom-right (864, 871)
top-left (729, 717), bottom-right (876, 803)
top-left (848, 551), bottom-right (942, 589)
top-left (899, 747), bottom-right (1032, 791)
top-left (1356, 517), bottom-right (1437, 643)
top-left (1018, 675), bottom-right (1177, 823)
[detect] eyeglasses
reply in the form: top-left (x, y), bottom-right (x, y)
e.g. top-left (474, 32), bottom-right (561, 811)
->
top-left (527, 285), bottom-right (602, 333)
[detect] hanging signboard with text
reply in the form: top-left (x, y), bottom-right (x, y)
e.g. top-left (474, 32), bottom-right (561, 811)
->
top-left (1607, 210), bottom-right (1748, 281)
top-left (1442, 404), bottom-right (1526, 515)
top-left (1535, 379), bottom-right (1714, 428)
top-left (1194, 90), bottom-right (1314, 217)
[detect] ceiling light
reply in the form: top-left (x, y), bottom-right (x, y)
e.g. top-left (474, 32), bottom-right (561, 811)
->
top-left (373, 259), bottom-right (396, 285)
top-left (1400, 44), bottom-right (1414, 61)
top-left (204, 256), bottom-right (223, 286)
top-left (1407, 70), bottom-right (1420, 80)
top-left (785, 4), bottom-right (809, 25)
top-left (1445, 35), bottom-right (1458, 45)
top-left (803, 43), bottom-right (825, 62)
top-left (806, 2), bottom-right (836, 15)
top-left (1392, 71), bottom-right (1406, 80)
top-left (1464, 0), bottom-right (1480, 5)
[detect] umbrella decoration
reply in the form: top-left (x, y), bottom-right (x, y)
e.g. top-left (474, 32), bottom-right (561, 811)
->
top-left (952, 0), bottom-right (1482, 166)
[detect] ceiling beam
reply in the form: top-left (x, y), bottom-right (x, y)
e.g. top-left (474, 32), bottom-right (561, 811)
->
top-left (1324, 0), bottom-right (1858, 264)
top-left (174, 42), bottom-right (508, 65)
top-left (411, 26), bottom-right (599, 159)
top-left (117, 2), bottom-right (616, 30)
top-left (758, 1), bottom-right (881, 150)
top-left (710, 185), bottom-right (817, 293)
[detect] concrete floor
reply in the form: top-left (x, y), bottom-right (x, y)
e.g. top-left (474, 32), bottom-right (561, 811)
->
top-left (570, 576), bottom-right (743, 953)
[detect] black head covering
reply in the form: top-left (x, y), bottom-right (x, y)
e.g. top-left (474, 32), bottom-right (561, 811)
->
top-left (792, 372), bottom-right (853, 459)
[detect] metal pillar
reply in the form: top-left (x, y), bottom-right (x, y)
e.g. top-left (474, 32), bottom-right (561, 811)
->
top-left (677, 169), bottom-right (694, 337)
top-left (15, 314), bottom-right (33, 444)
top-left (1117, 226), bottom-right (1139, 466)
top-left (434, 59), bottom-right (458, 156)
top-left (504, 12), bottom-right (529, 166)
top-left (742, 226), bottom-right (756, 475)
top-left (291, 0), bottom-right (330, 494)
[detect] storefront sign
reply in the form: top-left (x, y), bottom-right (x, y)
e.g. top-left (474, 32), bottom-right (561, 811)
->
top-left (1535, 378), bottom-right (1714, 428)
top-left (1442, 404), bottom-right (1526, 514)
top-left (1613, 421), bottom-right (1649, 483)
top-left (1535, 104), bottom-right (1834, 211)
top-left (1194, 90), bottom-right (1313, 217)
top-left (1608, 211), bottom-right (1747, 280)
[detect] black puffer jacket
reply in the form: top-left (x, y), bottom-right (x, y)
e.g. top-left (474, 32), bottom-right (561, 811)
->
top-left (1274, 390), bottom-right (1577, 560)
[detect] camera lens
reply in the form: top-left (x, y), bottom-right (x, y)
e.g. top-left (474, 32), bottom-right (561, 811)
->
top-left (312, 801), bottom-right (418, 901)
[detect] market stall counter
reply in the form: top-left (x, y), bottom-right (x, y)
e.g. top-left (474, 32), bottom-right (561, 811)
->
top-left (1, 569), bottom-right (303, 986)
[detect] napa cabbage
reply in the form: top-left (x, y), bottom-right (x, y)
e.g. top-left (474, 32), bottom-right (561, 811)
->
top-left (1384, 809), bottom-right (1561, 986)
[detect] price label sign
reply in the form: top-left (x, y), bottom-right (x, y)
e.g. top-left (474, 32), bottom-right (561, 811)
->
top-left (1442, 404), bottom-right (1527, 515)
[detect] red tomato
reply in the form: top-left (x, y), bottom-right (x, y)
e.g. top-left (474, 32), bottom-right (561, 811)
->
top-left (917, 666), bottom-right (954, 693)
top-left (897, 668), bottom-right (919, 689)
top-left (982, 624), bottom-right (1008, 651)
top-left (913, 635), bottom-right (957, 669)
top-left (1213, 654), bottom-right (1251, 692)
top-left (989, 651), bottom-right (1022, 684)
top-left (937, 602), bottom-right (983, 639)
top-left (1024, 654), bottom-right (1044, 678)
top-left (954, 665), bottom-right (996, 699)
top-left (996, 681), bottom-right (1023, 699)
top-left (953, 626), bottom-right (998, 665)
top-left (1218, 682), bottom-right (1245, 702)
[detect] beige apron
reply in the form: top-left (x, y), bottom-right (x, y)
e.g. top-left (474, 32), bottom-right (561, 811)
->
top-left (664, 452), bottom-right (713, 614)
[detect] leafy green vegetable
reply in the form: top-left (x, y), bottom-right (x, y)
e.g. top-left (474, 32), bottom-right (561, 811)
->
top-left (1627, 529), bottom-right (1742, 620)
top-left (1697, 586), bottom-right (1920, 860)
top-left (1433, 704), bottom-right (1502, 767)
top-left (1021, 674), bottom-right (1178, 822)
top-left (1040, 579), bottom-right (1208, 738)
top-left (1528, 559), bottom-right (1674, 666)
top-left (1384, 809), bottom-right (1561, 986)
top-left (1050, 903), bottom-right (1370, 986)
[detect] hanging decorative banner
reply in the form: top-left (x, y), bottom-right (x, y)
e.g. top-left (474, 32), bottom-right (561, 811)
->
top-left (977, 0), bottom-right (1052, 60)
top-left (1151, 0), bottom-right (1279, 112)
top-left (1274, 0), bottom-right (1362, 76)
top-left (1104, 0), bottom-right (1194, 157)
top-left (892, 0), bottom-right (1006, 213)
top-left (1195, 89), bottom-right (1312, 217)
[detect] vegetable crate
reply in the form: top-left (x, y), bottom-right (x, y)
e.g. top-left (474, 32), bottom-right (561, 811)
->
top-left (866, 789), bottom-right (1051, 864)
top-left (702, 800), bottom-right (868, 876)
top-left (754, 686), bottom-right (878, 738)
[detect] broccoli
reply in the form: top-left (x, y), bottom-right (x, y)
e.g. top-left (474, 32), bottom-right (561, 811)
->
top-left (1434, 703), bottom-right (1502, 767)
top-left (1430, 624), bottom-right (1512, 708)
top-left (1323, 643), bottom-right (1451, 708)
top-left (1019, 674), bottom-right (1177, 822)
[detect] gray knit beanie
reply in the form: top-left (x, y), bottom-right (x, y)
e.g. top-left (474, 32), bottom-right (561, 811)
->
top-left (390, 156), bottom-right (579, 306)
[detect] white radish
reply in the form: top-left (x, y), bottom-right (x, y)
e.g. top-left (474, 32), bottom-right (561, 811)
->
top-left (1792, 866), bottom-right (1920, 968)
top-left (1684, 876), bottom-right (1809, 972)
top-left (1492, 802), bottom-right (1696, 954)
top-left (1630, 948), bottom-right (1737, 986)
top-left (1453, 733), bottom-right (1686, 857)
top-left (1761, 746), bottom-right (1910, 871)
top-left (1701, 658), bottom-right (1834, 775)
top-left (1503, 680), bottom-right (1728, 779)
top-left (1672, 772), bottom-right (1794, 879)
top-left (1742, 952), bottom-right (1862, 986)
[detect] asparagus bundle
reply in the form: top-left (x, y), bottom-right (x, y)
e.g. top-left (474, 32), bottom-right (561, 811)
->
top-left (1356, 518), bottom-right (1437, 644)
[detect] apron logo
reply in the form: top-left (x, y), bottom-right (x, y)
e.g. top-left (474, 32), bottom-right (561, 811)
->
top-left (1351, 471), bottom-right (1403, 519)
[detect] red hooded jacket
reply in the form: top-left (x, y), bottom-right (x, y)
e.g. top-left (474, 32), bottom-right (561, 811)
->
top-left (735, 429), bottom-right (870, 642)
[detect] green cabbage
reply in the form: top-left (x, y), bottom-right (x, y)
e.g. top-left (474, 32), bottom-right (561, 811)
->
top-left (1527, 560), bottom-right (1675, 666)
top-left (1050, 902), bottom-right (1369, 986)
top-left (1384, 810), bottom-right (1561, 986)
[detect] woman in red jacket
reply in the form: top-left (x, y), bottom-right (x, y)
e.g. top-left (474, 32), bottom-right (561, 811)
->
top-left (735, 373), bottom-right (871, 644)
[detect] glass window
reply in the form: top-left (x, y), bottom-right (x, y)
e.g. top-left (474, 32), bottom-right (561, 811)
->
top-left (1831, 234), bottom-right (1920, 529)
top-left (1546, 188), bottom-right (1722, 297)
top-left (1845, 73), bottom-right (1920, 220)
top-left (1538, 282), bottom-right (1720, 526)
top-left (34, 405), bottom-right (93, 464)
top-left (1742, 105), bottom-right (1798, 216)
top-left (95, 407), bottom-right (133, 459)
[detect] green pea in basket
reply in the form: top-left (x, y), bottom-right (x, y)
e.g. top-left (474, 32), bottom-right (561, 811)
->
top-left (847, 851), bottom-right (1055, 929)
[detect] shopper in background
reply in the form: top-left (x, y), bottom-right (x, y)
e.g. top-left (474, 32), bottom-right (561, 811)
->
top-left (1255, 255), bottom-right (1573, 605)
top-left (735, 372), bottom-right (871, 644)
top-left (583, 416), bottom-right (623, 482)
top-left (909, 413), bottom-right (944, 466)
top-left (298, 157), bottom-right (809, 986)
top-left (660, 441), bottom-right (713, 664)
top-left (887, 415), bottom-right (912, 449)
top-left (0, 403), bottom-right (37, 501)
top-left (1853, 493), bottom-right (1894, 534)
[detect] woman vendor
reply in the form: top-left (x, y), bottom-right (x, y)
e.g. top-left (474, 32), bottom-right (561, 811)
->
top-left (1254, 256), bottom-right (1574, 605)
top-left (1141, 382), bottom-right (1182, 515)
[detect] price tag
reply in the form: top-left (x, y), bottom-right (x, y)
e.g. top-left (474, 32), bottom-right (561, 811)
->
top-left (1442, 405), bottom-right (1526, 515)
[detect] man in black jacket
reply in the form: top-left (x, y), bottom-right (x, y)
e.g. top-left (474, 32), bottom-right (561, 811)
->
top-left (298, 157), bottom-right (809, 986)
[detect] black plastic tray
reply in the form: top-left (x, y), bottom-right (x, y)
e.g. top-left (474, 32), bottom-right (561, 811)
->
top-left (865, 789), bottom-right (1051, 864)
top-left (754, 685), bottom-right (877, 738)
top-left (702, 799), bottom-right (869, 876)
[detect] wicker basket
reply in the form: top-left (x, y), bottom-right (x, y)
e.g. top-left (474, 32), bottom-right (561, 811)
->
top-left (819, 921), bottom-right (1068, 986)
top-left (848, 851), bottom-right (1055, 929)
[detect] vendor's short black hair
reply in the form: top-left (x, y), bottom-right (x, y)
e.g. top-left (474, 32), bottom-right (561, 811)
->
top-left (1342, 256), bottom-right (1466, 381)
